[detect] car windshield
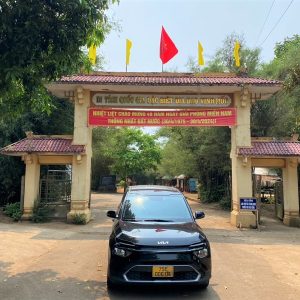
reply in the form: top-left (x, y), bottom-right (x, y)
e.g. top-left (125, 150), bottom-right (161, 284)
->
top-left (121, 190), bottom-right (193, 222)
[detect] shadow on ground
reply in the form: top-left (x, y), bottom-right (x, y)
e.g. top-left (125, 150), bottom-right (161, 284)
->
top-left (0, 261), bottom-right (107, 300)
top-left (107, 284), bottom-right (220, 300)
top-left (0, 261), bottom-right (220, 300)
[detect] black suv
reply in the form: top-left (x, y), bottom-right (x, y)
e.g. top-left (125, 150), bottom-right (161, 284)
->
top-left (106, 185), bottom-right (211, 289)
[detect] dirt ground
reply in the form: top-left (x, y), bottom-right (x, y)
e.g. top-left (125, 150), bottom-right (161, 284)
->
top-left (0, 192), bottom-right (299, 300)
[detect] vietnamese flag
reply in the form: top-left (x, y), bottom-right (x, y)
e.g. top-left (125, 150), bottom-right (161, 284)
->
top-left (160, 26), bottom-right (178, 64)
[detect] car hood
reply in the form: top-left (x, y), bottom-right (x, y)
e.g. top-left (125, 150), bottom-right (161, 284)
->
top-left (114, 221), bottom-right (206, 246)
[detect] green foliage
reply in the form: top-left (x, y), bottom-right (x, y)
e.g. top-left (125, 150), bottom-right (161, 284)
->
top-left (106, 128), bottom-right (161, 180)
top-left (0, 97), bottom-right (74, 205)
top-left (158, 127), bottom-right (231, 203)
top-left (252, 35), bottom-right (300, 138)
top-left (0, 0), bottom-right (117, 115)
top-left (91, 127), bottom-right (118, 189)
top-left (186, 33), bottom-right (261, 76)
top-left (118, 180), bottom-right (126, 188)
top-left (31, 203), bottom-right (52, 223)
top-left (157, 138), bottom-right (198, 177)
top-left (71, 213), bottom-right (87, 225)
top-left (219, 196), bottom-right (231, 210)
top-left (4, 202), bottom-right (22, 221)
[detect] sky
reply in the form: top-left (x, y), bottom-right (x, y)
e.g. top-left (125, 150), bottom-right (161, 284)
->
top-left (100, 0), bottom-right (300, 72)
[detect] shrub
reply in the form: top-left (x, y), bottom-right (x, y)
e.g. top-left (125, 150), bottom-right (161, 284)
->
top-left (219, 196), bottom-right (231, 210)
top-left (71, 213), bottom-right (87, 225)
top-left (4, 202), bottom-right (22, 221)
top-left (31, 203), bottom-right (52, 223)
top-left (118, 180), bottom-right (126, 188)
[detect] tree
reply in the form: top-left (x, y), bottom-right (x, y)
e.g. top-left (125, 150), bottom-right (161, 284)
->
top-left (186, 33), bottom-right (261, 76)
top-left (158, 127), bottom-right (231, 207)
top-left (157, 139), bottom-right (197, 177)
top-left (0, 0), bottom-right (116, 116)
top-left (91, 127), bottom-right (117, 190)
top-left (107, 128), bottom-right (161, 181)
top-left (252, 35), bottom-right (300, 138)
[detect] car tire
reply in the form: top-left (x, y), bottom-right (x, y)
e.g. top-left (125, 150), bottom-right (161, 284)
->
top-left (107, 277), bottom-right (118, 291)
top-left (198, 280), bottom-right (209, 289)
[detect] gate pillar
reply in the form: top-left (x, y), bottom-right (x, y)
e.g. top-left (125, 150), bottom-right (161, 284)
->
top-left (68, 88), bottom-right (92, 223)
top-left (230, 90), bottom-right (256, 228)
top-left (22, 154), bottom-right (40, 219)
top-left (282, 158), bottom-right (300, 227)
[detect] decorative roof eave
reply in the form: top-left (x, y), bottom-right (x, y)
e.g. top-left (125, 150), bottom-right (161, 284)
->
top-left (237, 140), bottom-right (300, 158)
top-left (0, 136), bottom-right (85, 157)
top-left (46, 72), bottom-right (282, 100)
top-left (2, 152), bottom-right (81, 157)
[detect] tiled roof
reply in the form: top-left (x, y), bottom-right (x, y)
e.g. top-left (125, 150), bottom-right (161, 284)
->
top-left (238, 141), bottom-right (300, 157)
top-left (57, 72), bottom-right (281, 86)
top-left (0, 137), bottom-right (85, 156)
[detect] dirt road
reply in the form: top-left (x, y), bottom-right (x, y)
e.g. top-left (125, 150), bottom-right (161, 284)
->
top-left (0, 193), bottom-right (299, 300)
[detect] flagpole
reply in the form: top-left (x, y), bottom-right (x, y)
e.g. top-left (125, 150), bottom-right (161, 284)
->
top-left (126, 64), bottom-right (127, 72)
top-left (162, 63), bottom-right (163, 72)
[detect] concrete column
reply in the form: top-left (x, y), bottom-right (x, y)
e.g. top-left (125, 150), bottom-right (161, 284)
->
top-left (282, 158), bottom-right (300, 227)
top-left (68, 88), bottom-right (92, 223)
top-left (22, 154), bottom-right (40, 219)
top-left (230, 90), bottom-right (256, 228)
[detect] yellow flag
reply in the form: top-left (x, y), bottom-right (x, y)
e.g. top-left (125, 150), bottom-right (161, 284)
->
top-left (198, 41), bottom-right (204, 66)
top-left (234, 41), bottom-right (240, 67)
top-left (126, 39), bottom-right (132, 66)
top-left (88, 44), bottom-right (96, 65)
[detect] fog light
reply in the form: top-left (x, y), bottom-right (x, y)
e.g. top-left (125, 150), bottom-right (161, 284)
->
top-left (193, 248), bottom-right (208, 259)
top-left (113, 247), bottom-right (131, 257)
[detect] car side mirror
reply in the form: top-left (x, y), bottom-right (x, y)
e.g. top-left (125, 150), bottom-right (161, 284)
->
top-left (195, 211), bottom-right (205, 219)
top-left (107, 210), bottom-right (117, 219)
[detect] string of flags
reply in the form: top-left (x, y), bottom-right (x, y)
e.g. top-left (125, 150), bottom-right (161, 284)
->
top-left (88, 26), bottom-right (241, 70)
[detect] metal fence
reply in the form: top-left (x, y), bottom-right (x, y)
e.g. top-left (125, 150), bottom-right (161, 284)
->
top-left (39, 170), bottom-right (71, 204)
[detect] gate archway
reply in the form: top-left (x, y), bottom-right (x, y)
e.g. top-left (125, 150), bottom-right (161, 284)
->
top-left (2, 72), bottom-right (299, 228)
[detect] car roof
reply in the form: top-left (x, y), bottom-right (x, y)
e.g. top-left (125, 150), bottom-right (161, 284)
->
top-left (127, 185), bottom-right (180, 193)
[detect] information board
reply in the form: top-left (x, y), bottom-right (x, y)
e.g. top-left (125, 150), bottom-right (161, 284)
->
top-left (240, 198), bottom-right (257, 210)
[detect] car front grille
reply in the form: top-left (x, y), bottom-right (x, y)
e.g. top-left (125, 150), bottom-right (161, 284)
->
top-left (125, 265), bottom-right (200, 282)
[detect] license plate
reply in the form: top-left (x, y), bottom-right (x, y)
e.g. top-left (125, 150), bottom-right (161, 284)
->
top-left (152, 266), bottom-right (174, 277)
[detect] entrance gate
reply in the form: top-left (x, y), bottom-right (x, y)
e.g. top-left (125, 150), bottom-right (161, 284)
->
top-left (39, 170), bottom-right (71, 204)
top-left (3, 72), bottom-right (300, 227)
top-left (275, 181), bottom-right (284, 220)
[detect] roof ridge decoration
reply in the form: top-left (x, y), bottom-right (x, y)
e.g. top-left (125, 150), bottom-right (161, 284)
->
top-left (57, 72), bottom-right (282, 86)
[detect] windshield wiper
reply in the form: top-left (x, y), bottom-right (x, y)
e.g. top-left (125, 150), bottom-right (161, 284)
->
top-left (143, 219), bottom-right (173, 222)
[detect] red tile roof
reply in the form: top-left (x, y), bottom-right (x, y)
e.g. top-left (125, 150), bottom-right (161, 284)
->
top-left (0, 137), bottom-right (85, 156)
top-left (57, 72), bottom-right (281, 86)
top-left (238, 141), bottom-right (300, 157)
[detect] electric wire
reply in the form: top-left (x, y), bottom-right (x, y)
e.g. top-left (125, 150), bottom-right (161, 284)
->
top-left (259, 0), bottom-right (294, 47)
top-left (255, 0), bottom-right (276, 46)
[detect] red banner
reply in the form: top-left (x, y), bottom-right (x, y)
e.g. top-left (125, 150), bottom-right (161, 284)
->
top-left (88, 108), bottom-right (237, 127)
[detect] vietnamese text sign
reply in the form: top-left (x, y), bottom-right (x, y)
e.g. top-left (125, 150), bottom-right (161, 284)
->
top-left (91, 94), bottom-right (232, 108)
top-left (240, 198), bottom-right (257, 210)
top-left (88, 108), bottom-right (237, 127)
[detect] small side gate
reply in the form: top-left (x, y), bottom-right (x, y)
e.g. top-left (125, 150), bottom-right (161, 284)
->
top-left (39, 169), bottom-right (71, 218)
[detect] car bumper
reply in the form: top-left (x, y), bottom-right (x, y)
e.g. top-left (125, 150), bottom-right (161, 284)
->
top-left (108, 249), bottom-right (211, 285)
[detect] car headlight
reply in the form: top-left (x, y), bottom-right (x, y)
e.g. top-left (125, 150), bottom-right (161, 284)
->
top-left (193, 248), bottom-right (208, 259)
top-left (113, 247), bottom-right (132, 257)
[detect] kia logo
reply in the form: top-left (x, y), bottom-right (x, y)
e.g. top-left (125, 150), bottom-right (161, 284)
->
top-left (157, 241), bottom-right (169, 245)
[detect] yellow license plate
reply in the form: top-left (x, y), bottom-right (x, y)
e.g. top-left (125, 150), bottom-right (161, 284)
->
top-left (152, 266), bottom-right (174, 278)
